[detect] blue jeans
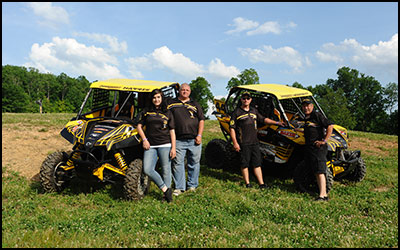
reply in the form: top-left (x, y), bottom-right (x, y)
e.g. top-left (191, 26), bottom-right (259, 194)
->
top-left (143, 147), bottom-right (172, 190)
top-left (172, 139), bottom-right (202, 190)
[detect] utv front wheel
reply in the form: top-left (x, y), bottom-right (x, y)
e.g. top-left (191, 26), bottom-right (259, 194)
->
top-left (123, 158), bottom-right (150, 200)
top-left (344, 157), bottom-right (366, 182)
top-left (293, 161), bottom-right (334, 194)
top-left (39, 151), bottom-right (70, 193)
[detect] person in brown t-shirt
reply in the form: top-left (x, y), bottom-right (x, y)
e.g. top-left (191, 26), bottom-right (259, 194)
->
top-left (299, 98), bottom-right (333, 201)
top-left (230, 91), bottom-right (284, 189)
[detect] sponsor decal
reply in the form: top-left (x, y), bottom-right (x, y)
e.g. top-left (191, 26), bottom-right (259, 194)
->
top-left (278, 130), bottom-right (298, 138)
top-left (72, 126), bottom-right (81, 132)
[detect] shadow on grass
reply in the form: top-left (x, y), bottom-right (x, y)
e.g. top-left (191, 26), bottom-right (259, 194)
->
top-left (28, 163), bottom-right (309, 202)
top-left (200, 164), bottom-right (301, 194)
top-left (29, 172), bottom-right (166, 202)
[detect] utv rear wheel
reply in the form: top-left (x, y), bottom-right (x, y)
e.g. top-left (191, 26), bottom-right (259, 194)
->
top-left (39, 151), bottom-right (70, 193)
top-left (123, 158), bottom-right (150, 200)
top-left (293, 161), bottom-right (333, 194)
top-left (205, 139), bottom-right (230, 169)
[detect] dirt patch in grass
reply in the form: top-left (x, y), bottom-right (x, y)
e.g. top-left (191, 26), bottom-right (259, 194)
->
top-left (2, 125), bottom-right (70, 180)
top-left (349, 137), bottom-right (398, 157)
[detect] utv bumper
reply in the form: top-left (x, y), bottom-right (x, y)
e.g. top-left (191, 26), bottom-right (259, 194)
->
top-left (331, 150), bottom-right (361, 177)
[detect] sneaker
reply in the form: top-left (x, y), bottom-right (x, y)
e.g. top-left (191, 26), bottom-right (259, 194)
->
top-left (259, 184), bottom-right (268, 190)
top-left (187, 187), bottom-right (196, 192)
top-left (164, 188), bottom-right (173, 203)
top-left (173, 189), bottom-right (184, 196)
top-left (315, 196), bottom-right (329, 202)
top-left (245, 183), bottom-right (253, 188)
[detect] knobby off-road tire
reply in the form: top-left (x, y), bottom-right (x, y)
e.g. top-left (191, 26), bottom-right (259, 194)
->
top-left (39, 151), bottom-right (70, 193)
top-left (343, 156), bottom-right (367, 182)
top-left (293, 161), bottom-right (334, 194)
top-left (123, 158), bottom-right (150, 200)
top-left (205, 139), bottom-right (230, 170)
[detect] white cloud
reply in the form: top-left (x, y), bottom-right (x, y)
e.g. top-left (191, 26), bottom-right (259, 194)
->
top-left (73, 32), bottom-right (128, 55)
top-left (125, 56), bottom-right (152, 79)
top-left (316, 33), bottom-right (398, 80)
top-left (208, 58), bottom-right (240, 79)
top-left (125, 46), bottom-right (239, 80)
top-left (316, 50), bottom-right (343, 63)
top-left (225, 17), bottom-right (259, 35)
top-left (151, 46), bottom-right (205, 78)
top-left (247, 21), bottom-right (281, 35)
top-left (24, 37), bottom-right (123, 80)
top-left (226, 17), bottom-right (297, 36)
top-left (239, 45), bottom-right (310, 73)
top-left (26, 2), bottom-right (69, 28)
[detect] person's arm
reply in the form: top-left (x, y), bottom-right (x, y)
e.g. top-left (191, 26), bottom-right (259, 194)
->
top-left (137, 123), bottom-right (150, 150)
top-left (169, 129), bottom-right (176, 159)
top-left (230, 128), bottom-right (240, 152)
top-left (195, 120), bottom-right (204, 145)
top-left (315, 124), bottom-right (334, 148)
top-left (264, 117), bottom-right (285, 127)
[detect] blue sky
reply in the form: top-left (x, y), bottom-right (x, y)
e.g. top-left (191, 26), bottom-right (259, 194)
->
top-left (2, 2), bottom-right (398, 100)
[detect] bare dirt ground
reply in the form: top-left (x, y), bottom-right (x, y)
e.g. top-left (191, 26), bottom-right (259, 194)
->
top-left (2, 125), bottom-right (71, 181)
top-left (2, 124), bottom-right (398, 181)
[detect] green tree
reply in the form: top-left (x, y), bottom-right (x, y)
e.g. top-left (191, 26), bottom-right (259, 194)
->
top-left (2, 81), bottom-right (31, 112)
top-left (382, 82), bottom-right (398, 114)
top-left (226, 68), bottom-right (259, 90)
top-left (327, 67), bottom-right (386, 132)
top-left (189, 77), bottom-right (214, 119)
top-left (316, 88), bottom-right (356, 129)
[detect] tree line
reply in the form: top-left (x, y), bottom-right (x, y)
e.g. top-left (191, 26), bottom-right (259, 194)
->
top-left (225, 67), bottom-right (398, 135)
top-left (2, 64), bottom-right (398, 135)
top-left (2, 65), bottom-right (91, 113)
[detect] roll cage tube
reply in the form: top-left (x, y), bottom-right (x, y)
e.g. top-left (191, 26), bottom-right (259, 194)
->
top-left (310, 96), bottom-right (327, 118)
top-left (110, 91), bottom-right (118, 118)
top-left (76, 88), bottom-right (93, 120)
top-left (115, 92), bottom-right (134, 118)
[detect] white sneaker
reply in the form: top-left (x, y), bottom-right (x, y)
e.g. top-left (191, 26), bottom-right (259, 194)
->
top-left (187, 187), bottom-right (196, 192)
top-left (173, 189), bottom-right (184, 196)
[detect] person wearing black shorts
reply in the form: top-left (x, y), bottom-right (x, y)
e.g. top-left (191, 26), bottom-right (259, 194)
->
top-left (299, 98), bottom-right (333, 201)
top-left (229, 91), bottom-right (285, 189)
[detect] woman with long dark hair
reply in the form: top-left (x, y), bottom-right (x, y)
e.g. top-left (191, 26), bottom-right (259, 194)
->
top-left (137, 89), bottom-right (176, 202)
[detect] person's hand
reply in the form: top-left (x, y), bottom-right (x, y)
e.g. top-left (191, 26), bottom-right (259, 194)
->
top-left (170, 147), bottom-right (176, 159)
top-left (277, 121), bottom-right (285, 127)
top-left (314, 140), bottom-right (326, 148)
top-left (195, 135), bottom-right (202, 145)
top-left (142, 139), bottom-right (150, 150)
top-left (233, 142), bottom-right (241, 152)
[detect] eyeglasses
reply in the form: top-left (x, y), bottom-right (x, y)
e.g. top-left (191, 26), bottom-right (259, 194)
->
top-left (241, 97), bottom-right (251, 100)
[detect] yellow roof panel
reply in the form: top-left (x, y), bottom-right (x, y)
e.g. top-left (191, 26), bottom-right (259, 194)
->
top-left (237, 84), bottom-right (312, 99)
top-left (90, 79), bottom-right (178, 92)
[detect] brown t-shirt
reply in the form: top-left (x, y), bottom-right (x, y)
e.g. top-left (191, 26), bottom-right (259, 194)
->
top-left (229, 106), bottom-right (266, 145)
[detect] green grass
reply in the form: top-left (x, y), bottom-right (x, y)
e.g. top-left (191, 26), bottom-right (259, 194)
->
top-left (2, 112), bottom-right (75, 128)
top-left (2, 114), bottom-right (398, 247)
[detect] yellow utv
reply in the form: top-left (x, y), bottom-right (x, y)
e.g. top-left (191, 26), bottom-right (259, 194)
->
top-left (206, 84), bottom-right (366, 194)
top-left (40, 79), bottom-right (180, 200)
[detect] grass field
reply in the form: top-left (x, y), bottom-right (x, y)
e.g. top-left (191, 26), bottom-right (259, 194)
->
top-left (2, 113), bottom-right (398, 247)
